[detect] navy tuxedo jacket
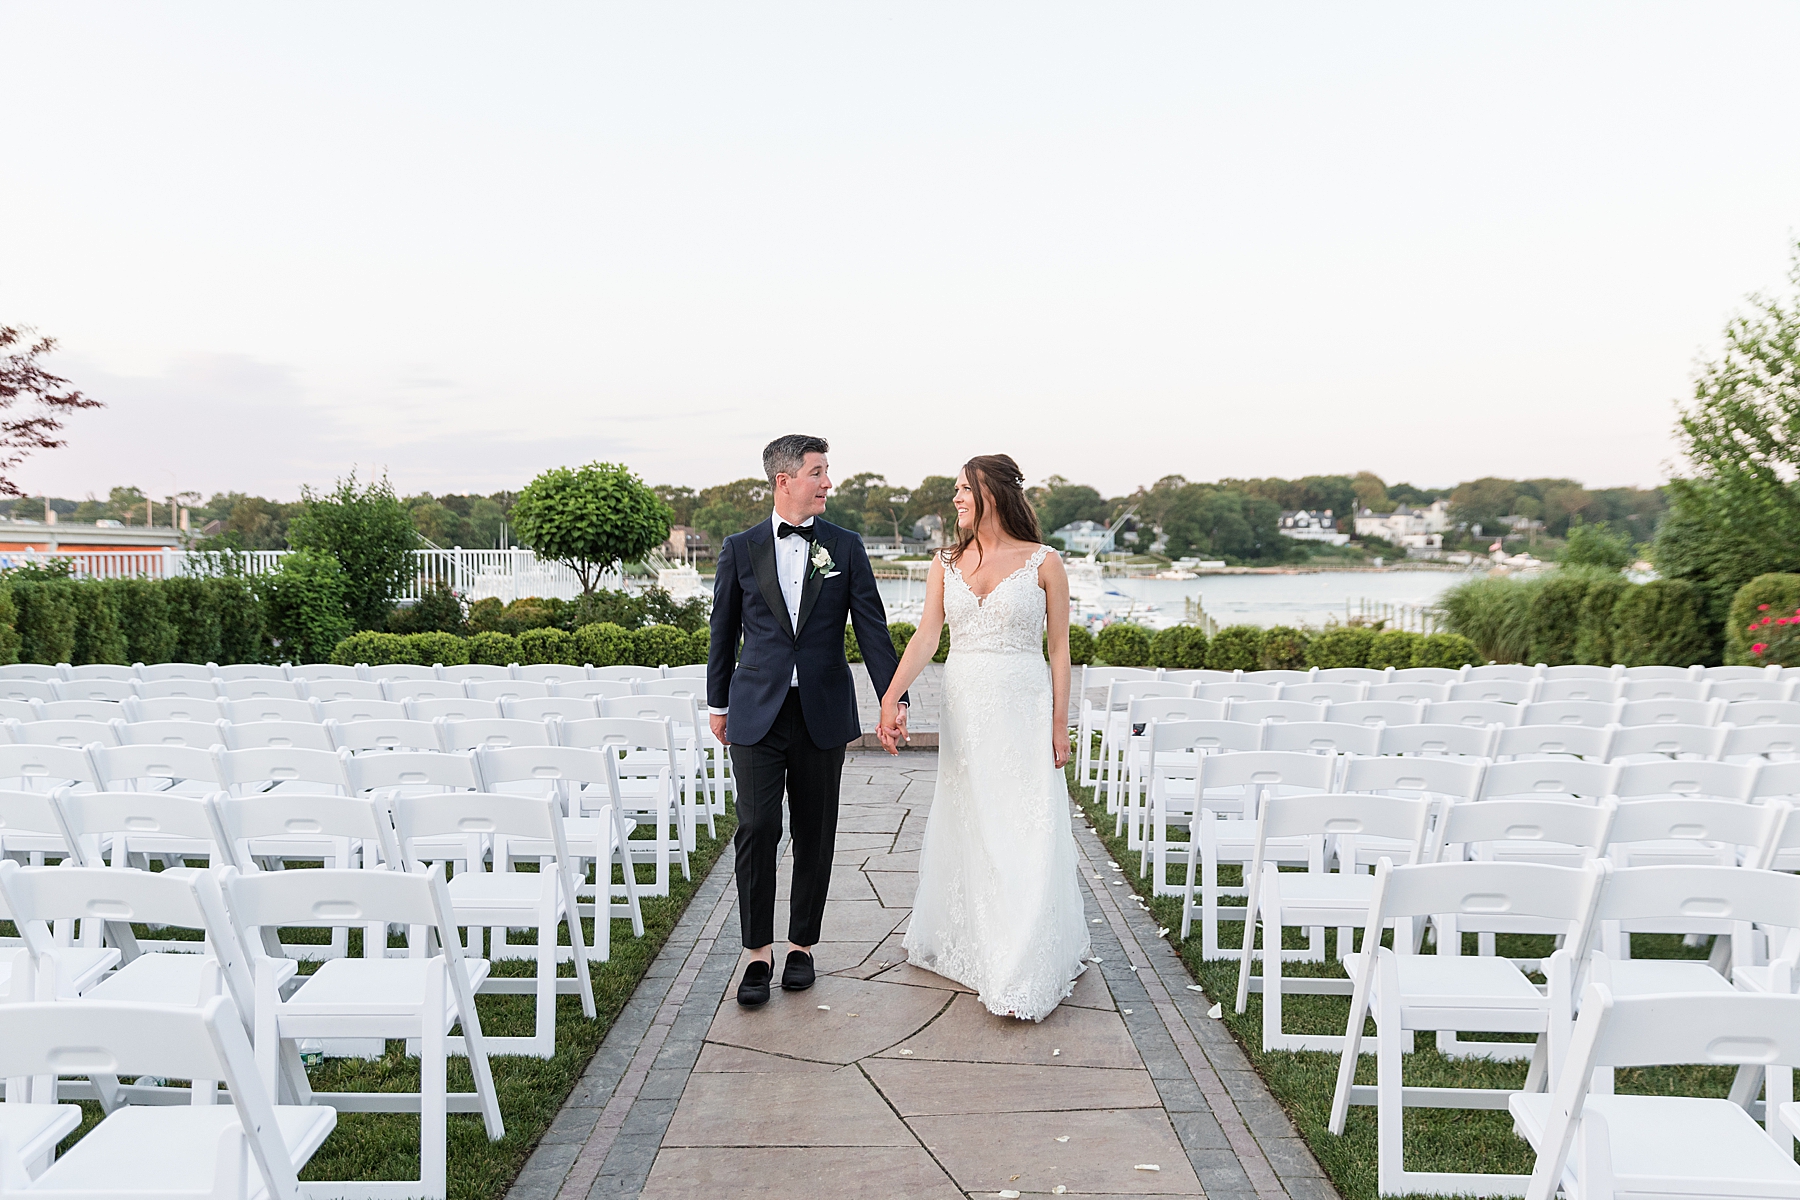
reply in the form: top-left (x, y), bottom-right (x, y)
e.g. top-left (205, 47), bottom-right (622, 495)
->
top-left (707, 517), bottom-right (906, 749)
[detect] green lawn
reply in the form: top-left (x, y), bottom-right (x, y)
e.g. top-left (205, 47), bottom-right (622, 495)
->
top-left (40, 807), bottom-right (736, 1200)
top-left (1065, 764), bottom-right (1739, 1200)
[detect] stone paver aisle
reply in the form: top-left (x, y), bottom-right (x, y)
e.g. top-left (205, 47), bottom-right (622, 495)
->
top-left (510, 750), bottom-right (1334, 1200)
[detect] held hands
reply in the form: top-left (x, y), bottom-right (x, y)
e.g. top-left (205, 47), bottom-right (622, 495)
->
top-left (877, 698), bottom-right (909, 755)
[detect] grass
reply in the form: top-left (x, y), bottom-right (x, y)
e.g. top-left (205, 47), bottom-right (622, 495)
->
top-left (38, 807), bottom-right (737, 1200)
top-left (1064, 762), bottom-right (1740, 1200)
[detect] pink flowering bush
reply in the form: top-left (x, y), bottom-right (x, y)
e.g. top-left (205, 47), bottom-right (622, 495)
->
top-left (1746, 603), bottom-right (1800, 667)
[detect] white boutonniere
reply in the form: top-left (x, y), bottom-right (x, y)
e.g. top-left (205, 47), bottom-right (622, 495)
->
top-left (810, 542), bottom-right (836, 579)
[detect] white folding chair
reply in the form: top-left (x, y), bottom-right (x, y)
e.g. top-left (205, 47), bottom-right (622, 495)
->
top-left (214, 664), bottom-right (290, 683)
top-left (343, 750), bottom-right (480, 797)
top-left (0, 698), bottom-right (39, 723)
top-left (0, 996), bottom-right (335, 1199)
top-left (328, 719), bottom-right (442, 753)
top-left (1620, 678), bottom-right (1710, 702)
top-left (121, 696), bottom-right (227, 724)
top-left (1726, 701), bottom-right (1800, 727)
top-left (558, 718), bottom-right (683, 896)
top-left (466, 679), bottom-right (550, 703)
top-left (301, 678), bottom-right (386, 703)
top-left (92, 743), bottom-right (224, 795)
top-left (134, 678), bottom-right (222, 701)
top-left (1327, 859), bottom-right (1607, 1198)
top-left (1426, 700), bottom-right (1524, 728)
top-left (553, 679), bottom-right (634, 703)
top-left (225, 696), bottom-right (320, 724)
top-left (133, 663), bottom-right (213, 682)
top-left (383, 679), bottom-right (465, 704)
top-left (515, 664), bottom-right (592, 686)
top-left (217, 678), bottom-right (307, 702)
top-left (50, 679), bottom-right (134, 703)
top-left (1754, 760), bottom-right (1800, 806)
top-left (438, 664), bottom-right (512, 684)
top-left (1378, 723), bottom-right (1501, 758)
top-left (600, 694), bottom-right (713, 841)
top-left (405, 697), bottom-right (502, 723)
top-left (1179, 751), bottom-right (1337, 955)
top-left (1541, 665), bottom-right (1621, 682)
top-left (1512, 989), bottom-right (1800, 1200)
top-left (1130, 717), bottom-right (1255, 883)
top-left (1496, 723), bottom-right (1616, 762)
top-left (1480, 758), bottom-right (1618, 804)
top-left (7, 719), bottom-right (121, 749)
top-left (663, 664), bottom-right (707, 680)
top-left (1535, 678), bottom-right (1622, 704)
top-left (219, 866), bottom-right (504, 1200)
top-left (38, 699), bottom-right (123, 723)
top-left (315, 698), bottom-right (406, 723)
top-left (1710, 678), bottom-right (1795, 704)
top-left (1434, 797), bottom-right (1613, 871)
top-left (0, 665), bottom-right (58, 683)
top-left (114, 720), bottom-right (228, 751)
top-left (1234, 792), bottom-right (1435, 1053)
top-left (1117, 697), bottom-right (1230, 843)
top-left (1244, 669), bottom-right (1314, 686)
top-left (365, 665), bottom-right (437, 683)
top-left (1230, 700), bottom-right (1327, 725)
top-left (213, 746), bottom-right (352, 797)
top-left (1281, 682), bottom-right (1368, 705)
top-left (1315, 668), bottom-right (1390, 685)
top-left (1160, 669), bottom-right (1238, 685)
top-left (1450, 679), bottom-right (1538, 704)
top-left (501, 696), bottom-right (598, 722)
top-left (224, 720), bottom-right (335, 752)
top-left (0, 680), bottom-right (54, 704)
top-left (1603, 797), bottom-right (1780, 871)
top-left (437, 718), bottom-right (555, 751)
top-left (1261, 722), bottom-right (1382, 757)
top-left (0, 744), bottom-right (104, 793)
top-left (1521, 701), bottom-right (1622, 728)
top-left (1195, 682), bottom-right (1279, 704)
top-left (391, 791), bottom-right (596, 1057)
top-left (57, 788), bottom-right (222, 875)
top-left (1607, 723), bottom-right (1729, 762)
top-left (287, 664), bottom-right (361, 683)
top-left (1619, 698), bottom-right (1724, 727)
top-left (1328, 701), bottom-right (1424, 728)
top-left (0, 787), bottom-right (81, 872)
top-left (1465, 664), bottom-right (1542, 682)
top-left (474, 744), bottom-right (645, 956)
top-left (1092, 681), bottom-right (1196, 814)
top-left (1613, 759), bottom-right (1757, 803)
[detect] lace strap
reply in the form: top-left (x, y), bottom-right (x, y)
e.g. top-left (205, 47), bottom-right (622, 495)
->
top-left (1027, 543), bottom-right (1052, 572)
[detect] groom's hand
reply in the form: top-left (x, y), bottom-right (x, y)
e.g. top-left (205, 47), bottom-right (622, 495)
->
top-left (894, 702), bottom-right (909, 744)
top-left (709, 713), bottom-right (729, 746)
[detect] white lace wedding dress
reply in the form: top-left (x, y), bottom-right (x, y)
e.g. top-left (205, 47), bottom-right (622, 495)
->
top-left (904, 543), bottom-right (1091, 1021)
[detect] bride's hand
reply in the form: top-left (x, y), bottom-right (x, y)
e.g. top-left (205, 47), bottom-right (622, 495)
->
top-left (1052, 726), bottom-right (1070, 769)
top-left (878, 698), bottom-right (903, 756)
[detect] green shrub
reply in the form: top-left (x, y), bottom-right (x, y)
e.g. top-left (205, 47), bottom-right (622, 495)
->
top-left (11, 578), bottom-right (77, 664)
top-left (1743, 605), bottom-right (1800, 666)
top-left (1413, 631), bottom-right (1481, 670)
top-left (1306, 627), bottom-right (1375, 670)
top-left (466, 597), bottom-right (506, 633)
top-left (1612, 579), bottom-right (1713, 667)
top-left (405, 631), bottom-right (469, 667)
top-left (573, 622), bottom-right (632, 667)
top-left (1152, 625), bottom-right (1208, 669)
top-left (1206, 625), bottom-right (1263, 672)
top-left (466, 630), bottom-right (519, 666)
top-left (1067, 624), bottom-right (1095, 666)
top-left (1258, 625), bottom-right (1309, 671)
top-left (1575, 574), bottom-right (1630, 666)
top-left (1366, 628), bottom-right (1421, 670)
top-left (887, 622), bottom-right (917, 657)
top-left (209, 577), bottom-right (266, 665)
top-left (633, 624), bottom-right (691, 667)
top-left (388, 582), bottom-right (466, 636)
top-left (110, 579), bottom-right (177, 665)
top-left (1095, 622), bottom-right (1153, 667)
top-left (516, 626), bottom-right (579, 666)
top-left (70, 580), bottom-right (128, 666)
top-left (163, 576), bottom-right (223, 665)
top-left (331, 631), bottom-right (410, 666)
top-left (1440, 575), bottom-right (1539, 665)
top-left (265, 550), bottom-right (353, 665)
top-left (844, 626), bottom-right (862, 664)
top-left (687, 626), bottom-right (710, 666)
top-left (1727, 574), bottom-right (1800, 665)
top-left (0, 586), bottom-right (20, 666)
top-left (933, 623), bottom-right (951, 664)
top-left (1525, 569), bottom-right (1606, 666)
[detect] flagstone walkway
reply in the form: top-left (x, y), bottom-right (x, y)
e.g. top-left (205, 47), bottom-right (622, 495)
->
top-left (508, 750), bottom-right (1334, 1200)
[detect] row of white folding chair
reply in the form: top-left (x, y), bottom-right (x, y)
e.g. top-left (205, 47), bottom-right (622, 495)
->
top-left (2, 780), bottom-right (623, 1057)
top-left (1315, 857), bottom-right (1800, 1197)
top-left (0, 670), bottom-right (709, 708)
top-left (0, 660), bottom-right (709, 684)
top-left (0, 856), bottom-right (504, 1198)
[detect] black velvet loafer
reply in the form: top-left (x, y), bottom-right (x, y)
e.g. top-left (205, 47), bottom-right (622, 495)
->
top-left (781, 949), bottom-right (816, 992)
top-left (737, 958), bottom-right (773, 1007)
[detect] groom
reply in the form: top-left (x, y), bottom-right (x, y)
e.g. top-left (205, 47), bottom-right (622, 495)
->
top-left (708, 434), bottom-right (909, 1007)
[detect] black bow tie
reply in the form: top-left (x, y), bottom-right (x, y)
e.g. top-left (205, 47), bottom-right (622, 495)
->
top-left (778, 523), bottom-right (815, 541)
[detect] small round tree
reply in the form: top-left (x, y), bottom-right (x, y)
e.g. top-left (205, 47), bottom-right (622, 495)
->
top-left (511, 462), bottom-right (673, 597)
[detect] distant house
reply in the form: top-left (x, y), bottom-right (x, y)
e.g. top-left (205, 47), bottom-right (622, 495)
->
top-left (1353, 500), bottom-right (1449, 551)
top-left (1055, 520), bottom-right (1114, 556)
top-left (1278, 509), bottom-right (1349, 546)
top-left (661, 525), bottom-right (714, 565)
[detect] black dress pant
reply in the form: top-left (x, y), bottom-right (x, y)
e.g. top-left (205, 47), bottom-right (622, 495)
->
top-left (730, 688), bottom-right (845, 949)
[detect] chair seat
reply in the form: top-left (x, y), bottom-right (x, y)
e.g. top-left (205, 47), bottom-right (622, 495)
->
top-left (30, 1103), bottom-right (337, 1196)
top-left (31, 946), bottom-right (125, 996)
top-left (446, 871), bottom-right (556, 913)
top-left (1510, 1093), bottom-right (1800, 1191)
top-left (1350, 953), bottom-right (1545, 1008)
top-left (1732, 962), bottom-right (1791, 993)
top-left (84, 951), bottom-right (219, 1005)
top-left (1268, 871), bottom-right (1376, 910)
top-left (0, 1102), bottom-right (83, 1168)
top-left (288, 956), bottom-right (489, 1012)
top-left (1604, 959), bottom-right (1734, 997)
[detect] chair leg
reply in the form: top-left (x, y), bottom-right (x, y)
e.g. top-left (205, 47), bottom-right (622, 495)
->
top-left (422, 968), bottom-right (448, 1200)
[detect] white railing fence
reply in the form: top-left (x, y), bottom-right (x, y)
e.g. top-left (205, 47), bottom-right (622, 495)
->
top-left (0, 547), bottom-right (623, 603)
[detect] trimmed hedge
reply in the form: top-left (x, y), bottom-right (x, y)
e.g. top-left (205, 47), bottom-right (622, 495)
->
top-left (1413, 631), bottom-right (1481, 670)
top-left (467, 631), bottom-right (520, 665)
top-left (1152, 625), bottom-right (1208, 670)
top-left (1612, 579), bottom-right (1711, 668)
top-left (1306, 627), bottom-right (1374, 670)
top-left (1727, 574), bottom-right (1800, 665)
top-left (1206, 625), bottom-right (1263, 672)
top-left (573, 622), bottom-right (633, 668)
top-left (1443, 569), bottom-right (1719, 667)
top-left (1367, 629), bottom-right (1421, 670)
top-left (515, 627), bottom-right (580, 666)
top-left (1095, 623), bottom-right (1153, 668)
top-left (1258, 625), bottom-right (1310, 671)
top-left (1067, 624), bottom-right (1095, 666)
top-left (1574, 574), bottom-right (1629, 667)
top-left (328, 621), bottom-right (709, 669)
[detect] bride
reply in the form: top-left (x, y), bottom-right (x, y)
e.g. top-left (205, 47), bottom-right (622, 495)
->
top-left (877, 454), bottom-right (1091, 1021)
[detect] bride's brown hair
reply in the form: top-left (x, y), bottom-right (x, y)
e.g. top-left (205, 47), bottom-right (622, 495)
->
top-left (946, 454), bottom-right (1043, 566)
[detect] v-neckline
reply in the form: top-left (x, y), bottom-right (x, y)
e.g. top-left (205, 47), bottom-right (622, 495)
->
top-left (952, 546), bottom-right (1043, 607)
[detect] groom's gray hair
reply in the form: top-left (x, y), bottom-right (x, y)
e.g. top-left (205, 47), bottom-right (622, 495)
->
top-left (763, 434), bottom-right (830, 486)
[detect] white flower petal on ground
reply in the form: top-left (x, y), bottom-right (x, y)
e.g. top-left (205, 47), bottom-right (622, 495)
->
top-left (1157, 927), bottom-right (1170, 938)
top-left (1208, 1002), bottom-right (1224, 1018)
top-left (1186, 984), bottom-right (1204, 993)
top-left (817, 1005), bottom-right (830, 1010)
top-left (1054, 1136), bottom-right (1069, 1143)
top-left (1134, 1164), bottom-right (1162, 1172)
top-left (1053, 1187), bottom-right (1068, 1195)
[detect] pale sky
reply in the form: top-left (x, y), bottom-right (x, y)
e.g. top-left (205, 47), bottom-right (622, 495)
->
top-left (3, 2), bottom-right (1797, 503)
